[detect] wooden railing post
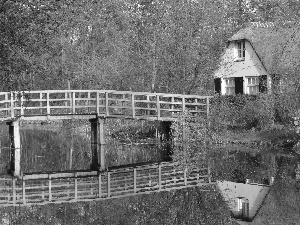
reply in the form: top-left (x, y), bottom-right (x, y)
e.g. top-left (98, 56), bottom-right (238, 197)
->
top-left (146, 95), bottom-right (150, 116)
top-left (184, 168), bottom-right (187, 186)
top-left (22, 177), bottom-right (26, 204)
top-left (96, 92), bottom-right (100, 116)
top-left (72, 92), bottom-right (76, 114)
top-left (40, 93), bottom-right (43, 115)
top-left (131, 94), bottom-right (135, 118)
top-left (107, 172), bottom-right (111, 197)
top-left (20, 93), bottom-right (24, 117)
top-left (10, 92), bottom-right (14, 118)
top-left (46, 92), bottom-right (50, 120)
top-left (171, 97), bottom-right (174, 115)
top-left (74, 172), bottom-right (78, 200)
top-left (105, 92), bottom-right (109, 116)
top-left (207, 166), bottom-right (212, 183)
top-left (206, 97), bottom-right (210, 127)
top-left (158, 164), bottom-right (162, 191)
top-left (182, 96), bottom-right (185, 113)
top-left (98, 173), bottom-right (102, 198)
top-left (12, 177), bottom-right (16, 204)
top-left (133, 168), bottom-right (137, 193)
top-left (3, 93), bottom-right (7, 116)
top-left (87, 92), bottom-right (91, 113)
top-left (48, 174), bottom-right (52, 202)
top-left (156, 95), bottom-right (160, 120)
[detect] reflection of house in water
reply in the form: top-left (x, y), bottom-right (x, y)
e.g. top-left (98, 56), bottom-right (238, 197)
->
top-left (217, 181), bottom-right (271, 222)
top-left (215, 152), bottom-right (277, 222)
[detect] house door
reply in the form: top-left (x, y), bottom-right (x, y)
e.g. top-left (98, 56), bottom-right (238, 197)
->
top-left (235, 77), bottom-right (243, 94)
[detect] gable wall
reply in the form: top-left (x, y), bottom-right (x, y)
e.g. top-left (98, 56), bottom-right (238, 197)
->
top-left (214, 40), bottom-right (270, 95)
top-left (215, 40), bottom-right (268, 78)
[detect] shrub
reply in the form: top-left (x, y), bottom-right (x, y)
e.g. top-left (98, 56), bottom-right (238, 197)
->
top-left (210, 94), bottom-right (275, 131)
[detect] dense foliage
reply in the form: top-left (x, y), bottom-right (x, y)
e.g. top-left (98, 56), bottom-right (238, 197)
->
top-left (1, 0), bottom-right (300, 93)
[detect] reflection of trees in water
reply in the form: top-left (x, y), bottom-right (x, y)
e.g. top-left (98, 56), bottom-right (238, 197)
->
top-left (208, 146), bottom-right (278, 183)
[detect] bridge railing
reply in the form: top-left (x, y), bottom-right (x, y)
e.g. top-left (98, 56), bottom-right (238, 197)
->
top-left (0, 162), bottom-right (212, 205)
top-left (0, 90), bottom-right (213, 121)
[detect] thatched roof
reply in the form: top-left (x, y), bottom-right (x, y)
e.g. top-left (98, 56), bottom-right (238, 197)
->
top-left (228, 22), bottom-right (300, 76)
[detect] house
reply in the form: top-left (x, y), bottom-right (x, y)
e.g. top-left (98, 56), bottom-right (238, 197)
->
top-left (214, 22), bottom-right (300, 95)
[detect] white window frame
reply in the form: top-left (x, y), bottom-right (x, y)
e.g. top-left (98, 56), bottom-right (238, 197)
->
top-left (246, 77), bottom-right (259, 94)
top-left (235, 40), bottom-right (245, 61)
top-left (224, 78), bottom-right (235, 95)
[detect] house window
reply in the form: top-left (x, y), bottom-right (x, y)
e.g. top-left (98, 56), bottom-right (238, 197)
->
top-left (236, 40), bottom-right (245, 60)
top-left (247, 77), bottom-right (259, 94)
top-left (225, 78), bottom-right (235, 95)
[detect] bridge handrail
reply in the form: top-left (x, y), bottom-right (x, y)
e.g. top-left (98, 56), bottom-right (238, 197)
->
top-left (0, 90), bottom-right (213, 121)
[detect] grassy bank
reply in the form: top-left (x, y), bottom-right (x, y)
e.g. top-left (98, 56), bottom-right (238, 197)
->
top-left (0, 186), bottom-right (236, 225)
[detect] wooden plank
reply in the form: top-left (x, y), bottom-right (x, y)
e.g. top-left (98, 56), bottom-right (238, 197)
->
top-left (24, 171), bottom-right (98, 180)
top-left (182, 96), bottom-right (185, 112)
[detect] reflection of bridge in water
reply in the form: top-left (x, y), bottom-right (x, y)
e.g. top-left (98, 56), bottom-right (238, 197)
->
top-left (0, 90), bottom-right (214, 206)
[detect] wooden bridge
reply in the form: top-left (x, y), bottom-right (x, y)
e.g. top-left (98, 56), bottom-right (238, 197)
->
top-left (0, 90), bottom-right (212, 121)
top-left (0, 162), bottom-right (213, 206)
top-left (0, 90), bottom-right (214, 206)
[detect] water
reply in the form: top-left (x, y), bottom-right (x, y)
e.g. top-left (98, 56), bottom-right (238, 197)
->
top-left (0, 122), bottom-right (171, 174)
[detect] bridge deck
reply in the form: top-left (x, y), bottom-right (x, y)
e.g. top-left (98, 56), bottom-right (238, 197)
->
top-left (0, 90), bottom-right (213, 121)
top-left (0, 162), bottom-right (213, 206)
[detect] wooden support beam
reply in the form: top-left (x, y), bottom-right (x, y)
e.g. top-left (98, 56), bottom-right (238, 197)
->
top-left (90, 119), bottom-right (99, 169)
top-left (90, 118), bottom-right (106, 171)
top-left (98, 118), bottom-right (106, 171)
top-left (8, 120), bottom-right (21, 177)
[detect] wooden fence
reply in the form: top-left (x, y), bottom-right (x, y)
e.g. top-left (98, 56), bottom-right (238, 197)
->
top-left (0, 162), bottom-right (213, 206)
top-left (0, 90), bottom-right (212, 121)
